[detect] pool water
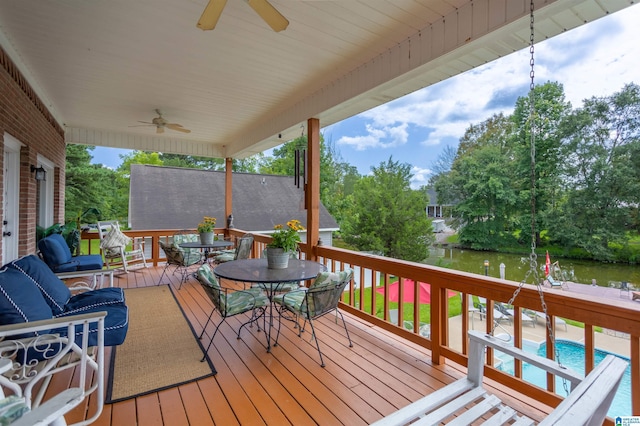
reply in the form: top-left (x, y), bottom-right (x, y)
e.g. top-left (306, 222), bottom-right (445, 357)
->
top-left (496, 339), bottom-right (631, 417)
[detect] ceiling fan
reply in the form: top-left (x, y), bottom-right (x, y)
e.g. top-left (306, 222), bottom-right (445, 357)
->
top-left (197, 0), bottom-right (289, 32)
top-left (136, 110), bottom-right (191, 134)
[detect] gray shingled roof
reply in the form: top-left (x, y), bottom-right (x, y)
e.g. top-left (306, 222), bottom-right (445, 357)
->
top-left (129, 164), bottom-right (339, 232)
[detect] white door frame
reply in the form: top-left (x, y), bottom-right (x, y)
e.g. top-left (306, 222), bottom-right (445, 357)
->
top-left (36, 155), bottom-right (55, 229)
top-left (2, 133), bottom-right (22, 264)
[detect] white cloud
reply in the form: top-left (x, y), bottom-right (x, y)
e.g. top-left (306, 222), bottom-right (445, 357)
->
top-left (410, 166), bottom-right (432, 189)
top-left (337, 122), bottom-right (409, 150)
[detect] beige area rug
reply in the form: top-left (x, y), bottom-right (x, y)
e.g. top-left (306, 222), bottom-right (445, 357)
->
top-left (106, 285), bottom-right (216, 403)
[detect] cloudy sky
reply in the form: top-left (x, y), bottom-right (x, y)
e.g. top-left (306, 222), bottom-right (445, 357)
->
top-left (92, 3), bottom-right (640, 188)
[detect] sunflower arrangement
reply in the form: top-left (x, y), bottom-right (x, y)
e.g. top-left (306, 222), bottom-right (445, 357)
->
top-left (196, 216), bottom-right (217, 233)
top-left (267, 219), bottom-right (305, 252)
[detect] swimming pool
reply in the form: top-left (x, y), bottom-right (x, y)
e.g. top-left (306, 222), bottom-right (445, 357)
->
top-left (495, 339), bottom-right (631, 417)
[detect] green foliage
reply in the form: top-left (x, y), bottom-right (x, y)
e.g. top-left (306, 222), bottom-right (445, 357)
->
top-left (35, 223), bottom-right (80, 255)
top-left (445, 81), bottom-right (640, 260)
top-left (342, 157), bottom-right (434, 261)
top-left (65, 145), bottom-right (122, 223)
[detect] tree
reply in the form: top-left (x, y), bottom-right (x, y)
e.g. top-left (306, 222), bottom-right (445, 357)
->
top-left (65, 144), bottom-right (119, 223)
top-left (443, 113), bottom-right (520, 249)
top-left (509, 82), bottom-right (572, 246)
top-left (549, 83), bottom-right (640, 259)
top-left (449, 144), bottom-right (520, 249)
top-left (341, 157), bottom-right (433, 261)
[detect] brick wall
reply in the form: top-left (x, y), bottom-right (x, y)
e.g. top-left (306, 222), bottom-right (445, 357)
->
top-left (0, 45), bottom-right (66, 258)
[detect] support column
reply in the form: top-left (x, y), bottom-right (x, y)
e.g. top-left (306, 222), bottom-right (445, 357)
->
top-left (306, 118), bottom-right (320, 261)
top-left (225, 158), bottom-right (233, 236)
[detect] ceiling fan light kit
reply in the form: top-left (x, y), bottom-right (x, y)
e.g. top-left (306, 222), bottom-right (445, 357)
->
top-left (197, 0), bottom-right (289, 32)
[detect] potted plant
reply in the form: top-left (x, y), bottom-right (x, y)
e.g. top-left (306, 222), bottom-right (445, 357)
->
top-left (197, 216), bottom-right (216, 245)
top-left (266, 219), bottom-right (304, 269)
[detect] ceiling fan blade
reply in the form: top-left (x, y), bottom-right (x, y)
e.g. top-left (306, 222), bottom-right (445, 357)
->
top-left (197, 0), bottom-right (228, 31)
top-left (137, 121), bottom-right (154, 125)
top-left (246, 0), bottom-right (289, 32)
top-left (156, 126), bottom-right (165, 134)
top-left (166, 123), bottom-right (192, 133)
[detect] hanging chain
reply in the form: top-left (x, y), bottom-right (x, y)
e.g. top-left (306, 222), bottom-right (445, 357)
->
top-left (491, 1), bottom-right (568, 395)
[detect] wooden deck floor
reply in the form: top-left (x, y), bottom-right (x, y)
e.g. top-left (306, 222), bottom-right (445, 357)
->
top-left (62, 265), bottom-right (552, 425)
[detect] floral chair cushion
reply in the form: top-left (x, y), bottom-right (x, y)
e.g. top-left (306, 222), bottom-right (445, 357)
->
top-left (0, 395), bottom-right (29, 426)
top-left (172, 232), bottom-right (202, 264)
top-left (196, 264), bottom-right (267, 316)
top-left (275, 269), bottom-right (353, 319)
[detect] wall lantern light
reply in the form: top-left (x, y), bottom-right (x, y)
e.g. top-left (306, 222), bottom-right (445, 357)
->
top-left (31, 165), bottom-right (46, 181)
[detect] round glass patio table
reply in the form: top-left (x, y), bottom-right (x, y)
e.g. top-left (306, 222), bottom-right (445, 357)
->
top-left (213, 258), bottom-right (326, 351)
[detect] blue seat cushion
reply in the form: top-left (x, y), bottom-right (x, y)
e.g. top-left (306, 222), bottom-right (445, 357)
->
top-left (73, 254), bottom-right (104, 271)
top-left (56, 302), bottom-right (129, 347)
top-left (6, 255), bottom-right (71, 315)
top-left (0, 267), bottom-right (53, 335)
top-left (62, 288), bottom-right (126, 314)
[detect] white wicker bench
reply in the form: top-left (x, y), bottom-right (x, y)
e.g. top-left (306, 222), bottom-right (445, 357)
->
top-left (371, 330), bottom-right (627, 425)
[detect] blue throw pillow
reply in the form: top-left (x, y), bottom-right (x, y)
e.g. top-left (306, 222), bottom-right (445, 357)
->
top-left (0, 267), bottom-right (53, 328)
top-left (7, 255), bottom-right (71, 315)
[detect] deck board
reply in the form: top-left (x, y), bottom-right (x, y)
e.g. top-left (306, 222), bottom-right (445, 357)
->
top-left (53, 265), bottom-right (552, 425)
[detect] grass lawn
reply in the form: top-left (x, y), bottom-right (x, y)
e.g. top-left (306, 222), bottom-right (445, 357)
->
top-left (344, 284), bottom-right (463, 324)
top-left (79, 238), bottom-right (102, 256)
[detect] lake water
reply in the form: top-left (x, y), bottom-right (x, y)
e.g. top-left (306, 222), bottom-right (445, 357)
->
top-left (425, 247), bottom-right (640, 287)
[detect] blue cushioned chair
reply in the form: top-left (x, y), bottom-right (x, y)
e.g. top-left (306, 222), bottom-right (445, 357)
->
top-left (2, 255), bottom-right (128, 347)
top-left (38, 233), bottom-right (104, 273)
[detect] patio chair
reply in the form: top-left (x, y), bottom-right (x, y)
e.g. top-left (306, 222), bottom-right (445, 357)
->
top-left (172, 230), bottom-right (204, 263)
top-left (390, 309), bottom-right (430, 338)
top-left (195, 264), bottom-right (269, 362)
top-left (97, 220), bottom-right (148, 273)
top-left (213, 233), bottom-right (254, 263)
top-left (496, 302), bottom-right (536, 328)
top-left (463, 294), bottom-right (483, 328)
top-left (545, 275), bottom-right (565, 289)
top-left (273, 269), bottom-right (354, 367)
top-left (37, 233), bottom-right (104, 273)
top-left (620, 281), bottom-right (631, 298)
top-left (158, 240), bottom-right (201, 289)
top-left (534, 311), bottom-right (567, 331)
top-left (477, 297), bottom-right (511, 325)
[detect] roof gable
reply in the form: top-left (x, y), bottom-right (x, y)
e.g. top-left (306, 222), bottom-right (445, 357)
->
top-left (129, 164), bottom-right (339, 232)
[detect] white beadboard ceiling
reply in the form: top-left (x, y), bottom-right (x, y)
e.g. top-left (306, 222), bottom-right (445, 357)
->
top-left (0, 0), bottom-right (632, 159)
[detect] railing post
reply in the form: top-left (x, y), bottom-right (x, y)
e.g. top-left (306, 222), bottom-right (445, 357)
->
top-left (431, 284), bottom-right (444, 365)
top-left (632, 335), bottom-right (640, 414)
